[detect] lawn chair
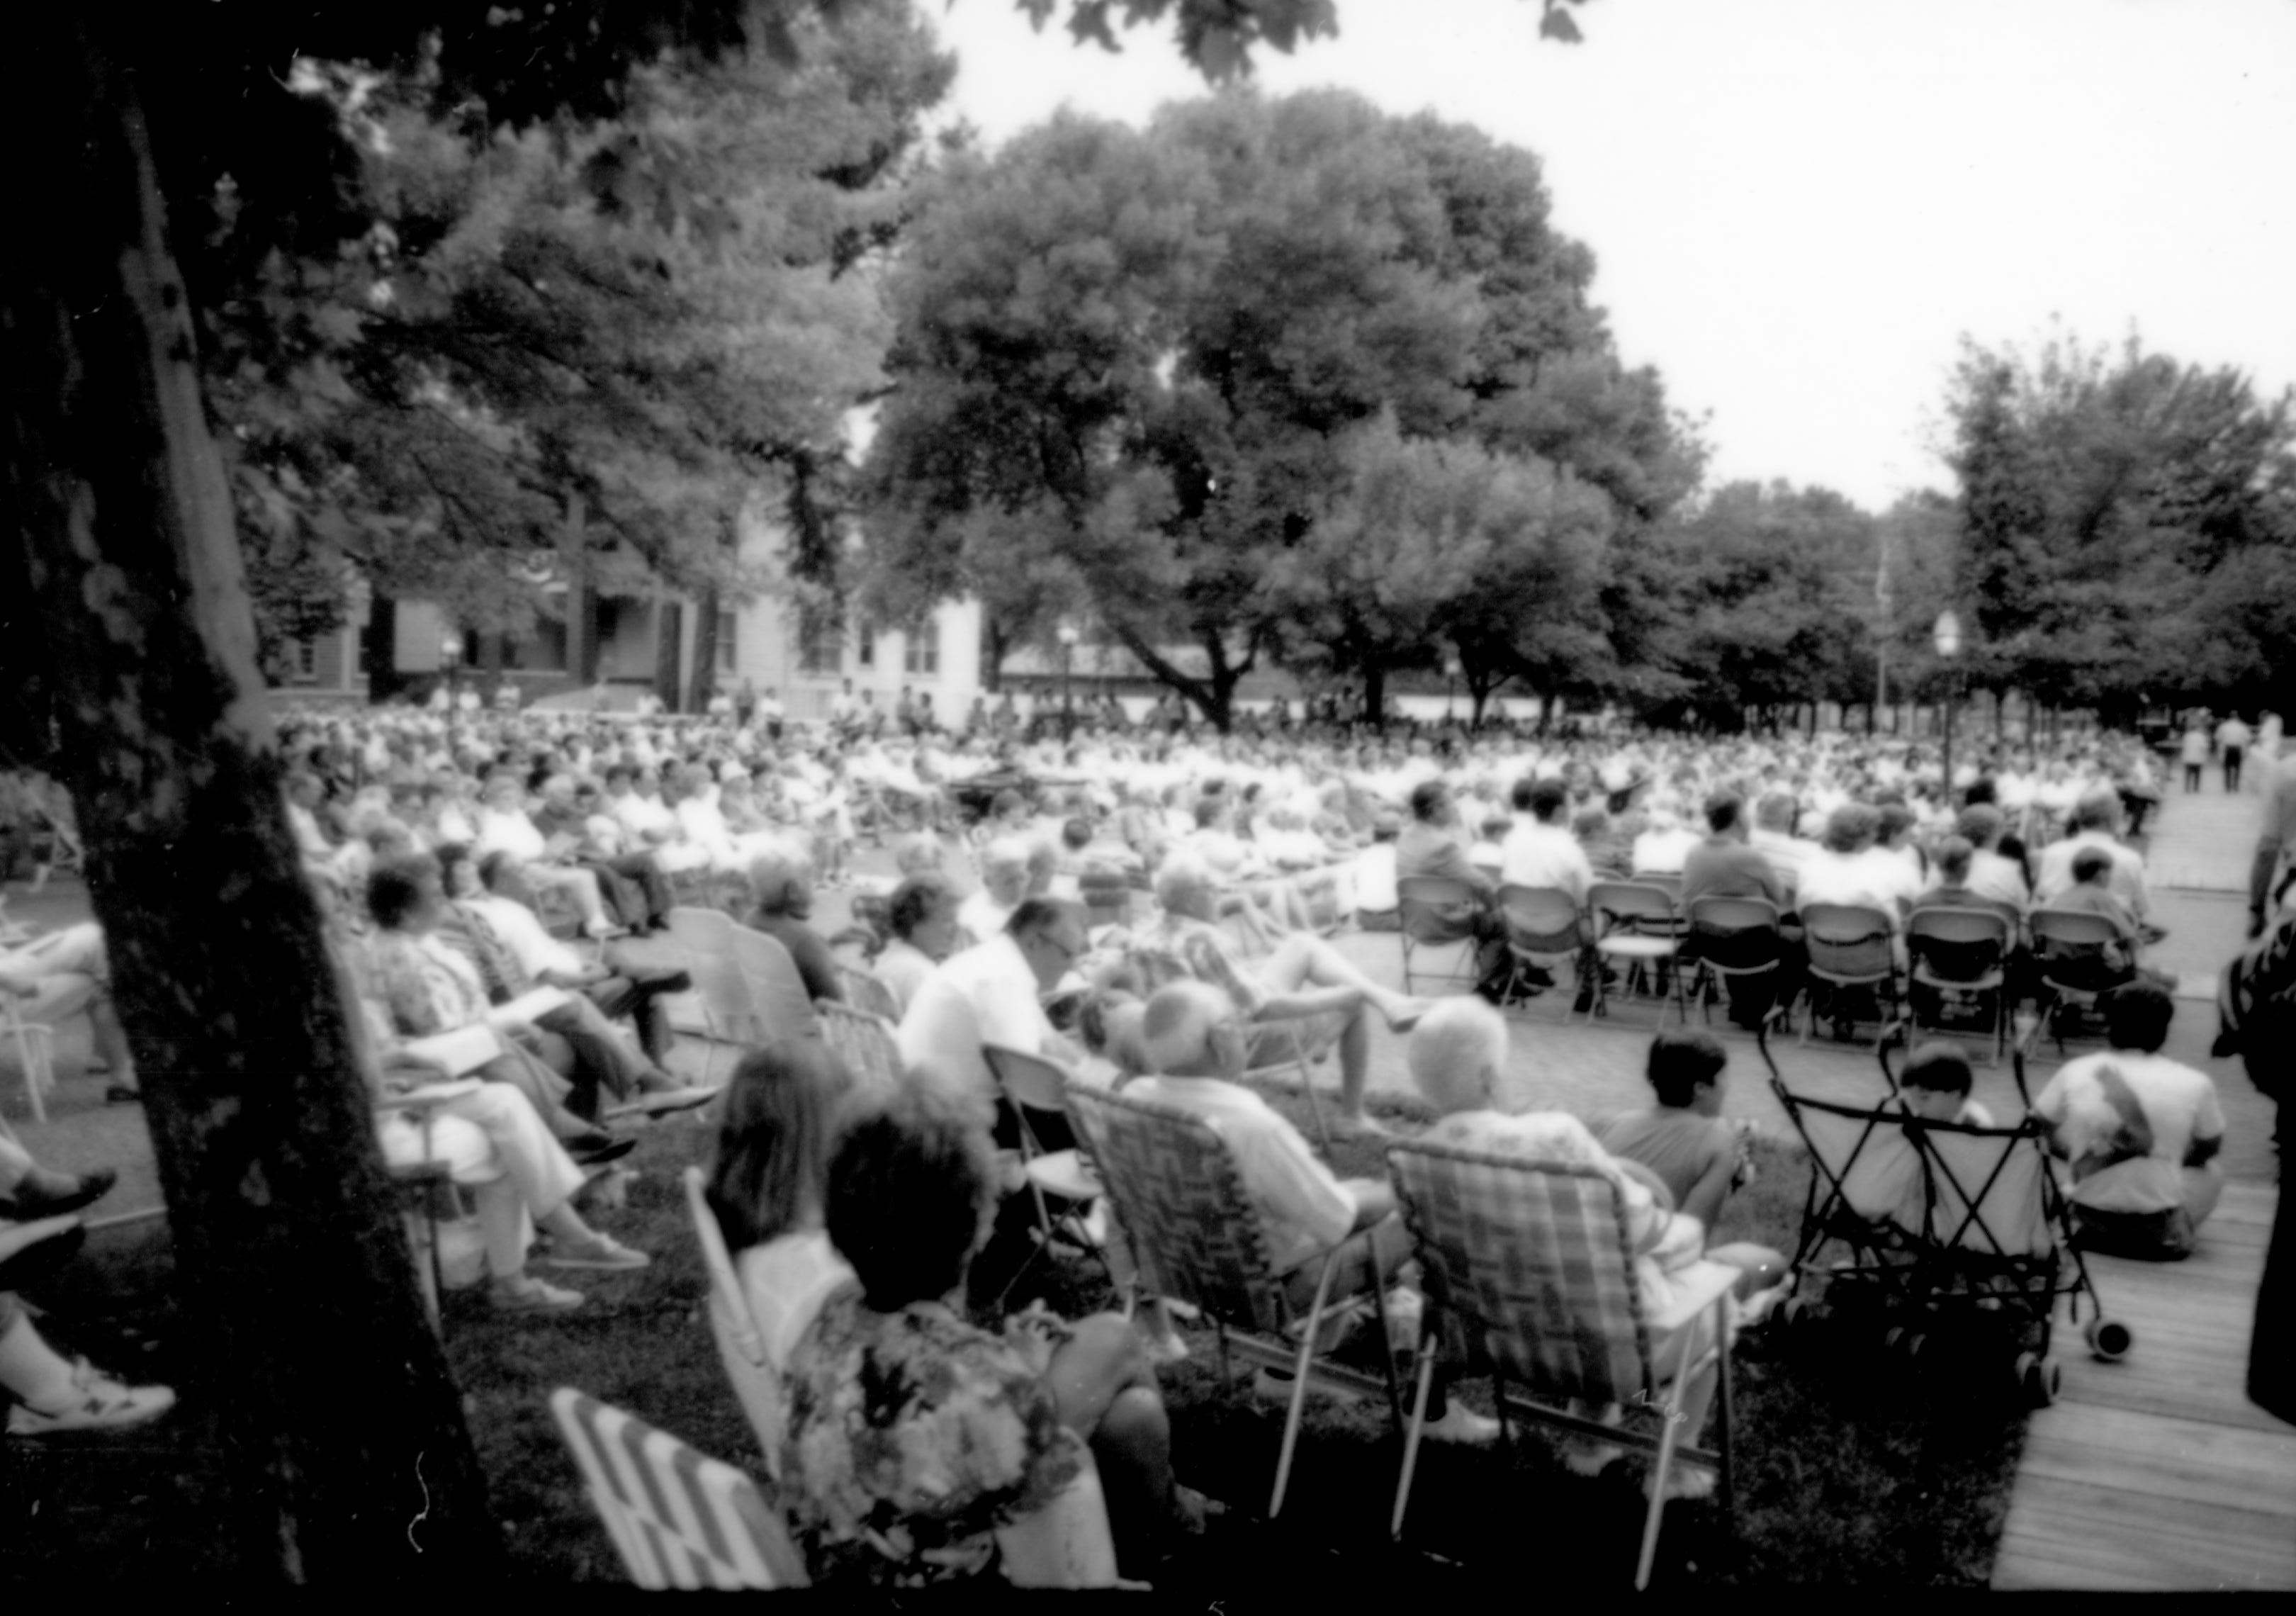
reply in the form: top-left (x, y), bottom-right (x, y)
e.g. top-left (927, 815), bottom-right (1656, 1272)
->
top-left (663, 906), bottom-right (755, 1082)
top-left (3, 999), bottom-right (57, 1123)
top-left (2027, 907), bottom-right (2127, 1054)
top-left (1397, 876), bottom-right (1484, 994)
top-left (1685, 894), bottom-right (1787, 1032)
top-left (1587, 880), bottom-right (1690, 1026)
top-left (729, 924), bottom-right (818, 1043)
top-left (1079, 870), bottom-right (1132, 936)
top-left (549, 1386), bottom-right (811, 1589)
top-left (680, 1165), bottom-right (791, 1477)
top-left (1494, 884), bottom-right (1589, 1019)
top-left (1385, 1138), bottom-right (1739, 1590)
top-left (1067, 1084), bottom-right (1405, 1519)
top-left (833, 964), bottom-right (901, 1024)
top-left (814, 1000), bottom-right (904, 1103)
top-left (1799, 902), bottom-right (1902, 1047)
top-left (1906, 906), bottom-right (2013, 1064)
top-left (982, 1043), bottom-right (1110, 1306)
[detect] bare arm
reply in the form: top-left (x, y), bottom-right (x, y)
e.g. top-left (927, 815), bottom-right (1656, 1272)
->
top-left (1678, 1148), bottom-right (1735, 1231)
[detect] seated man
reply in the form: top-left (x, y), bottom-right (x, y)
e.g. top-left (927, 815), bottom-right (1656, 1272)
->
top-left (1406, 997), bottom-right (1773, 1491)
top-left (899, 899), bottom-right (1090, 1140)
top-left (2033, 982), bottom-right (2225, 1260)
top-left (748, 843), bottom-right (846, 1006)
top-left (1129, 853), bottom-right (1431, 1138)
top-left (0, 921), bottom-right (140, 1101)
top-left (1680, 790), bottom-right (1799, 1028)
top-left (436, 846), bottom-right (702, 1115)
top-left (1499, 776), bottom-right (1594, 903)
top-left (958, 838), bottom-right (1033, 946)
top-left (473, 772), bottom-right (618, 938)
top-left (2034, 788), bottom-right (2152, 924)
top-left (1956, 802), bottom-right (2031, 914)
top-left (532, 773), bottom-right (671, 935)
top-left (1125, 981), bottom-right (1496, 1445)
top-left (2047, 848), bottom-right (2173, 992)
top-left (1596, 1031), bottom-right (1757, 1233)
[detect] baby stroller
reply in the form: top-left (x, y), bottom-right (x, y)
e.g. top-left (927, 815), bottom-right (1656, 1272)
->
top-left (1757, 1019), bottom-right (2126, 1408)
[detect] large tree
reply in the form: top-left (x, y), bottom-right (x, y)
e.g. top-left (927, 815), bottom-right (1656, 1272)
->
top-left (861, 88), bottom-right (1691, 727)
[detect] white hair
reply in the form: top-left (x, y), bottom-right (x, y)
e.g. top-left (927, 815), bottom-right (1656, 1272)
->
top-left (1139, 979), bottom-right (1237, 1076)
top-left (1152, 850), bottom-right (1215, 911)
top-left (746, 840), bottom-right (809, 905)
top-left (1407, 997), bottom-right (1510, 1116)
top-left (982, 836), bottom-right (1032, 873)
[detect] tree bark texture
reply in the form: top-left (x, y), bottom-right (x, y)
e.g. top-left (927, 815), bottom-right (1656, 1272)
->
top-left (1, 14), bottom-right (497, 1579)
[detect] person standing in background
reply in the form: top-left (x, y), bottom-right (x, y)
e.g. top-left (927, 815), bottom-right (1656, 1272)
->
top-left (2219, 712), bottom-right (2253, 794)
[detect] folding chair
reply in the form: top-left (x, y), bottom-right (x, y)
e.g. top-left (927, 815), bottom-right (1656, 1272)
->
top-left (1067, 1084), bottom-right (1404, 1519)
top-left (1799, 902), bottom-right (1902, 1047)
top-left (1685, 894), bottom-right (1786, 1032)
top-left (833, 964), bottom-right (901, 1024)
top-left (376, 1084), bottom-right (508, 1335)
top-left (816, 1004), bottom-right (902, 1111)
top-left (1587, 880), bottom-right (1690, 1026)
top-left (1628, 870), bottom-right (1685, 905)
top-left (1386, 1140), bottom-right (1739, 1590)
top-left (1493, 884), bottom-right (1589, 1019)
top-left (1906, 906), bottom-right (2013, 1064)
top-left (663, 906), bottom-right (757, 1082)
top-left (2027, 907), bottom-right (2126, 1054)
top-left (982, 1043), bottom-right (1110, 1306)
top-left (3, 999), bottom-right (57, 1123)
top-left (680, 1165), bottom-right (790, 1476)
top-left (1396, 876), bottom-right (1484, 994)
top-left (1079, 870), bottom-right (1132, 936)
top-left (549, 1387), bottom-right (811, 1589)
top-left (728, 925), bottom-right (818, 1043)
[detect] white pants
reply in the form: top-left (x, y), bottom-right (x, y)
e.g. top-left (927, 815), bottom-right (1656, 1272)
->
top-left (378, 1084), bottom-right (585, 1276)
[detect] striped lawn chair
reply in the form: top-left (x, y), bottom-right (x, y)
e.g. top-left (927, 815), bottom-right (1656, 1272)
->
top-left (814, 1000), bottom-right (904, 1105)
top-left (1067, 1084), bottom-right (1403, 1520)
top-left (833, 963), bottom-right (901, 1024)
top-left (549, 1387), bottom-right (809, 1589)
top-left (1385, 1140), bottom-right (1738, 1590)
top-left (680, 1167), bottom-right (789, 1478)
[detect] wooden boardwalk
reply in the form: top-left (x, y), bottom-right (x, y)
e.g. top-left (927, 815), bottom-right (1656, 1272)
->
top-left (1991, 1181), bottom-right (2296, 1590)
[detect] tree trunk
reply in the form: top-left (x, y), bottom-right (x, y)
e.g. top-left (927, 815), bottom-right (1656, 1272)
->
top-left (1363, 664), bottom-right (1388, 734)
top-left (688, 587), bottom-right (720, 712)
top-left (1, 14), bottom-right (496, 1579)
top-left (653, 599), bottom-right (684, 712)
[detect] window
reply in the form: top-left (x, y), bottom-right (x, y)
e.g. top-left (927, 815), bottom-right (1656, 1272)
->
top-left (904, 619), bottom-right (941, 677)
top-left (288, 636), bottom-right (321, 684)
top-left (717, 611), bottom-right (738, 675)
top-left (797, 607), bottom-right (842, 676)
top-left (856, 617), bottom-right (878, 670)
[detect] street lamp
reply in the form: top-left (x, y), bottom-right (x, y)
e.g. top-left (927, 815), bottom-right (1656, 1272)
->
top-left (1444, 652), bottom-right (1463, 725)
top-left (1057, 621), bottom-right (1079, 744)
top-left (1934, 608), bottom-right (1962, 807)
top-left (440, 630), bottom-right (463, 708)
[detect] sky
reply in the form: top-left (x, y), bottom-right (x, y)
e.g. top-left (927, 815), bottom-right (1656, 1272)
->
top-left (914, 0), bottom-right (2296, 513)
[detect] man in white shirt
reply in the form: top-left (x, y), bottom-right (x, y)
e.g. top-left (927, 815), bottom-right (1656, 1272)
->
top-left (957, 838), bottom-right (1032, 944)
top-left (1498, 776), bottom-right (1593, 901)
top-left (1747, 792), bottom-right (1814, 902)
top-left (1955, 804), bottom-right (2030, 913)
top-left (2032, 791), bottom-right (2151, 924)
top-left (610, 768), bottom-right (711, 875)
top-left (472, 773), bottom-right (616, 937)
top-left (897, 898), bottom-right (1088, 1134)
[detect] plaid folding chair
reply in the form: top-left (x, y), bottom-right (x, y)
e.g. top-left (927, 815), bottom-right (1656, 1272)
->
top-left (1385, 1140), bottom-right (1738, 1590)
top-left (833, 963), bottom-right (901, 1025)
top-left (551, 1386), bottom-right (810, 1588)
top-left (1397, 876), bottom-right (1484, 994)
top-left (1906, 906), bottom-right (2013, 1063)
top-left (1494, 884), bottom-right (1590, 1020)
top-left (1067, 1084), bottom-right (1404, 1518)
top-left (1799, 902), bottom-right (1902, 1047)
top-left (1587, 880), bottom-right (1691, 1026)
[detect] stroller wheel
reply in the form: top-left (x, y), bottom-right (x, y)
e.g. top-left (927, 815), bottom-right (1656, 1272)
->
top-left (2085, 1317), bottom-right (2132, 1363)
top-left (2015, 1351), bottom-right (2060, 1409)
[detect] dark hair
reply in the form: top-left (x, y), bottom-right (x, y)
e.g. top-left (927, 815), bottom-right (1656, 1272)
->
top-left (2071, 848), bottom-right (2113, 885)
top-left (1062, 817), bottom-right (1093, 851)
top-left (707, 1037), bottom-right (856, 1254)
top-left (991, 788), bottom-right (1026, 819)
top-left (2103, 982), bottom-right (2174, 1053)
top-left (823, 1087), bottom-right (994, 1309)
top-left (887, 873), bottom-right (955, 941)
top-left (1932, 835), bottom-right (1974, 884)
top-left (1704, 791), bottom-right (1743, 835)
top-left (433, 841), bottom-right (478, 897)
top-left (1006, 896), bottom-right (1074, 942)
top-left (604, 764), bottom-right (633, 786)
top-left (1647, 1028), bottom-right (1728, 1107)
top-left (1901, 1041), bottom-right (1974, 1097)
top-left (1408, 779), bottom-right (1449, 822)
top-left (1876, 803), bottom-right (1917, 846)
top-left (366, 853), bottom-right (439, 931)
top-left (1192, 795), bottom-right (1224, 829)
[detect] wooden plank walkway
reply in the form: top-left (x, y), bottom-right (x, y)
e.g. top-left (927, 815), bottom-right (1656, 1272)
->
top-left (1991, 1181), bottom-right (2296, 1590)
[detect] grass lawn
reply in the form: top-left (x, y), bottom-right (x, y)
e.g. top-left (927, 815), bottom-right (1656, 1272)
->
top-left (1, 1080), bottom-right (2032, 1588)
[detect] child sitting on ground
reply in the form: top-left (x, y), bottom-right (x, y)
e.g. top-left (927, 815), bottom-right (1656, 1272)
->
top-left (1898, 1040), bottom-right (1996, 1127)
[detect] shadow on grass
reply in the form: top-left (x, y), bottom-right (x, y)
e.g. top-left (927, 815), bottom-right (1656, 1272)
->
top-left (0, 1092), bottom-right (2029, 1588)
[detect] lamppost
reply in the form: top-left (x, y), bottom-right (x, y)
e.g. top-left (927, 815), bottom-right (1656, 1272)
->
top-left (1934, 608), bottom-right (1962, 806)
top-left (1444, 652), bottom-right (1462, 726)
top-left (1057, 621), bottom-right (1079, 744)
top-left (440, 629), bottom-right (463, 709)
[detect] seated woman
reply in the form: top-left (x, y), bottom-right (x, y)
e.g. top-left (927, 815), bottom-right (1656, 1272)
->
top-left (873, 873), bottom-right (961, 1018)
top-left (780, 1085), bottom-right (1207, 1588)
top-left (706, 1038), bottom-right (859, 1375)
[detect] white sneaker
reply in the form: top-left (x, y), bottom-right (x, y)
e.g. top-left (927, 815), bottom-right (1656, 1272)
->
top-left (1419, 1403), bottom-right (1502, 1446)
top-left (1645, 1463), bottom-right (1717, 1502)
top-left (490, 1274), bottom-right (586, 1313)
top-left (7, 1359), bottom-right (176, 1437)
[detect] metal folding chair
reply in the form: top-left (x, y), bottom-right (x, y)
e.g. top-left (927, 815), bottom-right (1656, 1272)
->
top-left (833, 963), bottom-right (901, 1024)
top-left (1799, 902), bottom-right (1902, 1047)
top-left (1396, 876), bottom-right (1484, 994)
top-left (1906, 906), bottom-right (2013, 1063)
top-left (1386, 1138), bottom-right (1738, 1589)
top-left (1685, 894), bottom-right (1786, 1032)
top-left (2027, 907), bottom-right (2128, 1054)
top-left (1493, 884), bottom-right (1590, 1019)
top-left (982, 1043), bottom-right (1111, 1306)
top-left (1587, 880), bottom-right (1691, 1026)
